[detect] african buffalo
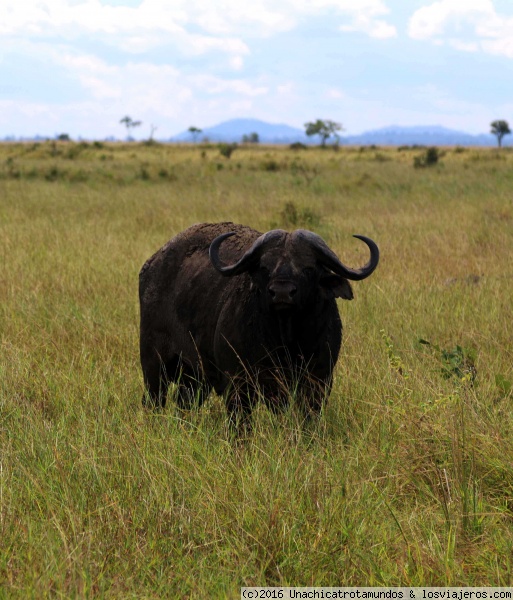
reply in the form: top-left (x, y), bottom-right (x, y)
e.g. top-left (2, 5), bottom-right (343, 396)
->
top-left (139, 222), bottom-right (379, 429)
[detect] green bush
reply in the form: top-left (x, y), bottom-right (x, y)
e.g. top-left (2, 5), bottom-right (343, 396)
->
top-left (280, 201), bottom-right (321, 229)
top-left (414, 146), bottom-right (441, 168)
top-left (218, 143), bottom-right (237, 159)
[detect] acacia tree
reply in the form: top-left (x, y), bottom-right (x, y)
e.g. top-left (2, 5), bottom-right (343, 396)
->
top-left (490, 120), bottom-right (511, 148)
top-left (304, 119), bottom-right (343, 146)
top-left (242, 132), bottom-right (259, 144)
top-left (148, 123), bottom-right (158, 142)
top-left (120, 115), bottom-right (142, 140)
top-left (188, 126), bottom-right (202, 143)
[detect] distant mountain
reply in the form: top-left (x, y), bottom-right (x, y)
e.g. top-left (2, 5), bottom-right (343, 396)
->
top-left (171, 118), bottom-right (307, 144)
top-left (344, 125), bottom-right (502, 147)
top-left (5, 120), bottom-right (505, 146)
top-left (171, 120), bottom-right (507, 147)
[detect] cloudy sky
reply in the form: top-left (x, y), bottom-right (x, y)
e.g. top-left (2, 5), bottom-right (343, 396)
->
top-left (1, 0), bottom-right (512, 139)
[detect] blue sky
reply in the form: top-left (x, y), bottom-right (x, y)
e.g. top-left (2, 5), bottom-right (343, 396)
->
top-left (1, 0), bottom-right (512, 139)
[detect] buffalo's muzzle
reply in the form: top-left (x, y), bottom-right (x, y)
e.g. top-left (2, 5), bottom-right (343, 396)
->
top-left (268, 280), bottom-right (297, 306)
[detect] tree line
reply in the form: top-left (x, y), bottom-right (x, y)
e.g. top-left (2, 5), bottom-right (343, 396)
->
top-left (53, 116), bottom-right (512, 147)
top-left (134, 117), bottom-right (512, 148)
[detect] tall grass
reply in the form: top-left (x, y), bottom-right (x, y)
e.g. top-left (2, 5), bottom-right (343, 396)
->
top-left (1, 142), bottom-right (513, 596)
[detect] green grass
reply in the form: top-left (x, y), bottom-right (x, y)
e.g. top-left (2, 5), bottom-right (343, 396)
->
top-left (1, 141), bottom-right (513, 596)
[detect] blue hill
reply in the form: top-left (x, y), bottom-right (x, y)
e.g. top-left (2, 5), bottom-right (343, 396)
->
top-left (171, 118), bottom-right (307, 144)
top-left (170, 119), bottom-right (505, 146)
top-left (344, 125), bottom-right (501, 147)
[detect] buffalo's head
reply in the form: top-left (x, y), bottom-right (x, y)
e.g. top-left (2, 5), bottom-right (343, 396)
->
top-left (209, 229), bottom-right (379, 313)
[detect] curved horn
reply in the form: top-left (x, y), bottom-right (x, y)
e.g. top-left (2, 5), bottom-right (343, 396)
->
top-left (294, 230), bottom-right (379, 280)
top-left (209, 230), bottom-right (285, 276)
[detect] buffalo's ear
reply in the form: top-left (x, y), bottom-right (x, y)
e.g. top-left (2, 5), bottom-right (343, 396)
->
top-left (320, 274), bottom-right (353, 300)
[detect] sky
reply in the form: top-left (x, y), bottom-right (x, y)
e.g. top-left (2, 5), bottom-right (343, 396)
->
top-left (1, 0), bottom-right (513, 139)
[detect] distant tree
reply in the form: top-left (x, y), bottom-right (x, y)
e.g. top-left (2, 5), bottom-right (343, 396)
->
top-left (242, 132), bottom-right (260, 144)
top-left (188, 126), bottom-right (202, 143)
top-left (490, 120), bottom-right (511, 148)
top-left (56, 133), bottom-right (71, 141)
top-left (148, 124), bottom-right (158, 142)
top-left (120, 115), bottom-right (142, 140)
top-left (304, 119), bottom-right (343, 146)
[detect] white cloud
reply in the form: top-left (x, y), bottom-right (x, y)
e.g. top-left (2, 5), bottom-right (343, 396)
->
top-left (188, 1), bottom-right (295, 37)
top-left (326, 88), bottom-right (346, 100)
top-left (189, 74), bottom-right (268, 97)
top-left (277, 82), bottom-right (294, 96)
top-left (413, 83), bottom-right (478, 114)
top-left (0, 0), bottom-right (397, 47)
top-left (481, 37), bottom-right (513, 58)
top-left (0, 0), bottom-right (249, 58)
top-left (408, 0), bottom-right (491, 40)
top-left (0, 100), bottom-right (52, 121)
top-left (55, 54), bottom-right (194, 115)
top-left (63, 50), bottom-right (267, 105)
top-left (408, 0), bottom-right (513, 58)
top-left (229, 56), bottom-right (244, 70)
top-left (334, 0), bottom-right (397, 38)
top-left (0, 52), bottom-right (271, 138)
top-left (340, 17), bottom-right (396, 39)
top-left (449, 39), bottom-right (479, 52)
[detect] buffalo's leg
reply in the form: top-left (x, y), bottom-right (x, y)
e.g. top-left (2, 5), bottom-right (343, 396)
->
top-left (225, 382), bottom-right (255, 438)
top-left (175, 362), bottom-right (209, 410)
top-left (298, 375), bottom-right (332, 422)
top-left (141, 352), bottom-right (173, 408)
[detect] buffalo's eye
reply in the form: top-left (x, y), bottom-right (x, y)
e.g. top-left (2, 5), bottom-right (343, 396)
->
top-left (301, 267), bottom-right (316, 280)
top-left (250, 266), bottom-right (270, 286)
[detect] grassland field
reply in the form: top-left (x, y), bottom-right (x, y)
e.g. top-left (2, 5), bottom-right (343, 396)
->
top-left (1, 140), bottom-right (513, 597)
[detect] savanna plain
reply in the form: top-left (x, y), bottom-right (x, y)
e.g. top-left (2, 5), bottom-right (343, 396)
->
top-left (1, 141), bottom-right (513, 597)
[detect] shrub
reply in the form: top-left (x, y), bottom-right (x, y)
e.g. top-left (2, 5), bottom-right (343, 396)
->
top-left (158, 168), bottom-right (178, 181)
top-left (419, 339), bottom-right (477, 385)
top-left (414, 146), bottom-right (441, 168)
top-left (280, 201), bottom-right (321, 229)
top-left (139, 166), bottom-right (150, 180)
top-left (261, 159), bottom-right (280, 172)
top-left (69, 169), bottom-right (89, 183)
top-left (5, 157), bottom-right (20, 179)
top-left (45, 166), bottom-right (62, 181)
top-left (218, 143), bottom-right (237, 159)
top-left (66, 145), bottom-right (84, 160)
top-left (48, 141), bottom-right (60, 158)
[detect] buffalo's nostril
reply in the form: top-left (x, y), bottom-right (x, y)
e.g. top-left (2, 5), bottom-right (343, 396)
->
top-left (268, 281), bottom-right (297, 303)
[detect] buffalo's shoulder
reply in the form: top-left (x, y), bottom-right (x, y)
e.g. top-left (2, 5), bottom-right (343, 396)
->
top-left (140, 222), bottom-right (261, 278)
